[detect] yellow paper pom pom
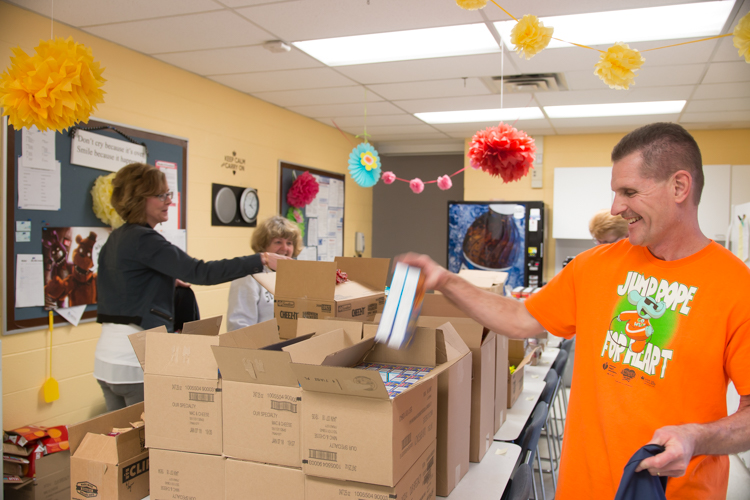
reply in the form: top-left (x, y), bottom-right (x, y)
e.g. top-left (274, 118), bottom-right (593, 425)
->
top-left (91, 173), bottom-right (125, 229)
top-left (0, 37), bottom-right (106, 132)
top-left (456, 0), bottom-right (488, 11)
top-left (510, 14), bottom-right (554, 60)
top-left (594, 42), bottom-right (645, 90)
top-left (734, 11), bottom-right (750, 63)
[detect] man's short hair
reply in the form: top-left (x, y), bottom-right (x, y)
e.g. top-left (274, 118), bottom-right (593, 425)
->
top-left (611, 122), bottom-right (704, 204)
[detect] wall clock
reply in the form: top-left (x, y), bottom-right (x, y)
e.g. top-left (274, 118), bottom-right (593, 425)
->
top-left (211, 183), bottom-right (258, 227)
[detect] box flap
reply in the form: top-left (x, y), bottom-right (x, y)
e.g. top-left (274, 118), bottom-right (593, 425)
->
top-left (282, 329), bottom-right (351, 365)
top-left (144, 331), bottom-right (220, 379)
top-left (181, 315), bottom-right (222, 336)
top-left (276, 260), bottom-right (337, 299)
top-left (334, 257), bottom-right (390, 291)
top-left (366, 327), bottom-right (437, 367)
top-left (362, 324), bottom-right (378, 340)
top-left (436, 322), bottom-right (471, 359)
top-left (320, 337), bottom-right (375, 367)
top-left (332, 280), bottom-right (381, 300)
top-left (212, 346), bottom-right (298, 387)
top-left (263, 333), bottom-right (315, 350)
top-left (71, 433), bottom-right (119, 465)
top-left (69, 402), bottom-right (144, 455)
top-left (457, 269), bottom-right (508, 289)
top-left (290, 364), bottom-right (390, 400)
top-left (420, 293), bottom-right (467, 318)
top-left (128, 325), bottom-right (167, 370)
top-left (516, 346), bottom-right (541, 371)
top-left (297, 318), bottom-right (363, 343)
top-left (220, 319), bottom-right (280, 348)
top-left (253, 271), bottom-right (276, 295)
top-left (417, 316), bottom-right (485, 349)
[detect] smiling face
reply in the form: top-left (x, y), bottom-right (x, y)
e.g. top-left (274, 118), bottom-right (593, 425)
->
top-left (265, 237), bottom-right (295, 257)
top-left (611, 151), bottom-right (675, 250)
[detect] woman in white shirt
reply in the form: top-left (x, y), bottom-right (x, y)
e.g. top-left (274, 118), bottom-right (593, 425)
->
top-left (226, 216), bottom-right (302, 331)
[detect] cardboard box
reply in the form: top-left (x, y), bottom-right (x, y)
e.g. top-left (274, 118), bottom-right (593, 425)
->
top-left (253, 257), bottom-right (389, 339)
top-left (129, 317), bottom-right (224, 455)
top-left (292, 324), bottom-right (465, 487)
top-left (495, 334), bottom-right (509, 433)
top-left (69, 403), bottom-right (148, 500)
top-left (211, 320), bottom-right (371, 467)
top-left (419, 294), bottom-right (497, 463)
top-left (5, 451), bottom-right (69, 500)
top-left (457, 269), bottom-right (508, 295)
top-left (507, 340), bottom-right (536, 408)
top-left (305, 440), bottom-right (436, 500)
top-left (149, 449), bottom-right (224, 500)
top-left (226, 459), bottom-right (304, 500)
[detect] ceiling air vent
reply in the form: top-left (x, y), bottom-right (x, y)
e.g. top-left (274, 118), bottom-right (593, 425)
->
top-left (480, 73), bottom-right (567, 94)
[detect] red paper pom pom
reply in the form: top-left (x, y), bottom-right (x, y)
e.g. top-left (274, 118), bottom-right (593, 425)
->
top-left (287, 171), bottom-right (319, 208)
top-left (468, 123), bottom-right (536, 183)
top-left (382, 171), bottom-right (396, 184)
top-left (410, 178), bottom-right (425, 194)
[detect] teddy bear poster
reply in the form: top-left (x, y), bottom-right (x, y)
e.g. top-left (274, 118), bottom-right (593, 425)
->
top-left (41, 227), bottom-right (111, 309)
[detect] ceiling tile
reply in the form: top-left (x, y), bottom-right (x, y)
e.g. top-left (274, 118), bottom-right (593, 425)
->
top-left (211, 67), bottom-right (355, 92)
top-left (702, 61), bottom-right (750, 84)
top-left (685, 98), bottom-right (750, 113)
top-left (252, 86), bottom-right (383, 107)
top-left (368, 78), bottom-right (491, 101)
top-left (712, 36), bottom-right (745, 63)
top-left (155, 46), bottom-right (320, 75)
top-left (236, 0), bottom-right (484, 41)
top-left (680, 111), bottom-right (750, 124)
top-left (6, 0), bottom-right (220, 26)
top-left (394, 94), bottom-right (536, 114)
top-left (84, 11), bottom-right (273, 54)
top-left (692, 82), bottom-right (750, 100)
top-left (287, 101), bottom-right (405, 118)
top-left (565, 64), bottom-right (706, 91)
top-left (340, 124), bottom-right (439, 136)
top-left (432, 118), bottom-right (552, 134)
top-left (367, 132), bottom-right (450, 142)
top-left (550, 113), bottom-right (681, 129)
top-left (535, 86), bottom-right (695, 106)
top-left (481, 0), bottom-right (694, 20)
top-left (335, 53), bottom-right (514, 85)
top-left (220, 0), bottom-right (292, 6)
top-left (316, 114), bottom-right (423, 127)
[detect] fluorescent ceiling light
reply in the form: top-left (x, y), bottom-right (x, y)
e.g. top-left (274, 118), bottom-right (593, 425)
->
top-left (544, 101), bottom-right (686, 118)
top-left (416, 107), bottom-right (544, 124)
top-left (293, 24), bottom-right (498, 66)
top-left (494, 1), bottom-right (734, 50)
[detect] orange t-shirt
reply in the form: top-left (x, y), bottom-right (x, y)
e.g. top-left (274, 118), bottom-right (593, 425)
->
top-left (525, 240), bottom-right (750, 500)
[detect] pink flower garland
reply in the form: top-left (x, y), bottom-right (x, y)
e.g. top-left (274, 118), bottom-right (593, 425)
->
top-left (468, 122), bottom-right (535, 183)
top-left (409, 178), bottom-right (425, 194)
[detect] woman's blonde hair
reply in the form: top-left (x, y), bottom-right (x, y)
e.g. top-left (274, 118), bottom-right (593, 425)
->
top-left (111, 163), bottom-right (167, 224)
top-left (589, 209), bottom-right (628, 242)
top-left (252, 216), bottom-right (303, 257)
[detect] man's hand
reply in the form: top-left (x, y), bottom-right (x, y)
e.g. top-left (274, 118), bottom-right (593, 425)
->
top-left (635, 424), bottom-right (698, 477)
top-left (396, 252), bottom-right (451, 291)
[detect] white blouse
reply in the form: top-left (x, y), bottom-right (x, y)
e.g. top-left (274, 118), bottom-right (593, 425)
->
top-left (94, 323), bottom-right (144, 384)
top-left (226, 272), bottom-right (275, 331)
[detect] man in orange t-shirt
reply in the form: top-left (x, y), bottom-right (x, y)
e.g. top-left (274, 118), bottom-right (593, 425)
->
top-left (400, 123), bottom-right (750, 499)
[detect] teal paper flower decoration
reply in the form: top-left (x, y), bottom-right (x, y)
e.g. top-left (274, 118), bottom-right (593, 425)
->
top-left (348, 143), bottom-right (381, 188)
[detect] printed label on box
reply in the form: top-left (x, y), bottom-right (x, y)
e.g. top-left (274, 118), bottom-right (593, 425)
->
top-left (76, 481), bottom-right (99, 498)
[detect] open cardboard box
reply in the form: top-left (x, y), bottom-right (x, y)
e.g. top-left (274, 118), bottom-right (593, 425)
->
top-left (69, 403), bottom-right (148, 500)
top-left (306, 440), bottom-right (436, 500)
top-left (418, 293), bottom-right (499, 463)
top-left (4, 450), bottom-right (69, 500)
top-left (457, 269), bottom-right (509, 296)
top-left (128, 316), bottom-right (224, 455)
top-left (291, 323), bottom-right (467, 488)
top-left (253, 257), bottom-right (389, 339)
top-left (211, 319), bottom-right (371, 467)
top-left (149, 449), bottom-right (224, 500)
top-left (508, 339), bottom-right (538, 408)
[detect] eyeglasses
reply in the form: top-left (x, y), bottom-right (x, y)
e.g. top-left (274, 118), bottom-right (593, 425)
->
top-left (155, 191), bottom-right (174, 202)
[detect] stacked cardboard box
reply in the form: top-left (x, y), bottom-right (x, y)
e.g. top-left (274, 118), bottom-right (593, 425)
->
top-left (253, 257), bottom-right (389, 339)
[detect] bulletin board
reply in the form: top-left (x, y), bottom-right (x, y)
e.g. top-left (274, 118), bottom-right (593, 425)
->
top-left (279, 161), bottom-right (345, 261)
top-left (4, 118), bottom-right (188, 334)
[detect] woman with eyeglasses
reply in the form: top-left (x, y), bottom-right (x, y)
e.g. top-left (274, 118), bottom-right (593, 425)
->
top-left (94, 162), bottom-right (289, 411)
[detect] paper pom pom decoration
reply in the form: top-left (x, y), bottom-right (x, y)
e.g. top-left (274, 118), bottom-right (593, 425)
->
top-left (469, 123), bottom-right (536, 183)
top-left (286, 207), bottom-right (305, 238)
top-left (91, 173), bottom-right (125, 228)
top-left (383, 171), bottom-right (396, 184)
top-left (409, 178), bottom-right (425, 194)
top-left (594, 42), bottom-right (645, 90)
top-left (437, 175), bottom-right (453, 191)
top-left (734, 12), bottom-right (750, 63)
top-left (510, 15), bottom-right (554, 60)
top-left (287, 171), bottom-right (319, 208)
top-left (456, 0), bottom-right (488, 10)
top-left (0, 37), bottom-right (106, 132)
top-left (348, 142), bottom-right (382, 188)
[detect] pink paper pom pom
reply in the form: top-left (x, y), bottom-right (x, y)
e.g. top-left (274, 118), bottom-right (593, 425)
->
top-left (437, 175), bottom-right (453, 190)
top-left (382, 171), bottom-right (396, 184)
top-left (410, 178), bottom-right (425, 194)
top-left (287, 171), bottom-right (320, 207)
top-left (468, 122), bottom-right (536, 183)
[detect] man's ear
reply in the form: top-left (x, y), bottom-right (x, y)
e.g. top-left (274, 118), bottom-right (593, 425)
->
top-left (672, 170), bottom-right (692, 204)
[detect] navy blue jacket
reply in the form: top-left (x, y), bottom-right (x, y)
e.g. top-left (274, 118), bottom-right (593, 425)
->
top-left (614, 444), bottom-right (668, 500)
top-left (97, 223), bottom-right (263, 331)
